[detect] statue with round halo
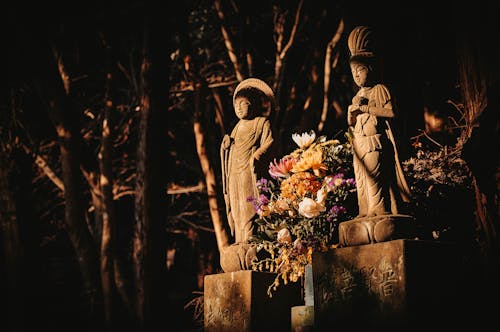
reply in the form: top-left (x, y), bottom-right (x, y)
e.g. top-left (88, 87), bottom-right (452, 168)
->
top-left (219, 78), bottom-right (275, 271)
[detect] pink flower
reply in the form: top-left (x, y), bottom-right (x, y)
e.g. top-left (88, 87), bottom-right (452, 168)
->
top-left (269, 156), bottom-right (295, 179)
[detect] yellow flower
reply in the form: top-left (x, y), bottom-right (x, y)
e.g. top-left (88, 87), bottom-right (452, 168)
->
top-left (291, 148), bottom-right (327, 175)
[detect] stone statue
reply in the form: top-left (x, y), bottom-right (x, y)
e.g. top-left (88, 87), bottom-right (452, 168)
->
top-left (339, 26), bottom-right (414, 246)
top-left (219, 78), bottom-right (275, 271)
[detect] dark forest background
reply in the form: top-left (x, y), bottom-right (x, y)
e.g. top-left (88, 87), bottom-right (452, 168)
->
top-left (3, 0), bottom-right (499, 331)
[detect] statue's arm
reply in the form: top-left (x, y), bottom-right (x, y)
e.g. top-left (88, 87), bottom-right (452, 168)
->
top-left (253, 119), bottom-right (273, 161)
top-left (360, 84), bottom-right (395, 118)
top-left (220, 134), bottom-right (232, 194)
top-left (360, 103), bottom-right (394, 118)
top-left (348, 93), bottom-right (364, 126)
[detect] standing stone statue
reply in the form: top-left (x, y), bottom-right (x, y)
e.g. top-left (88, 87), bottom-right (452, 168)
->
top-left (219, 78), bottom-right (275, 271)
top-left (339, 26), bottom-right (414, 246)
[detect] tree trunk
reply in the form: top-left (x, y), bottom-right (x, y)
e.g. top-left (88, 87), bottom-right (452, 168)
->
top-left (100, 43), bottom-right (117, 331)
top-left (43, 44), bottom-right (103, 329)
top-left (133, 37), bottom-right (152, 331)
top-left (0, 149), bottom-right (22, 332)
top-left (193, 83), bottom-right (230, 252)
top-left (133, 12), bottom-right (169, 330)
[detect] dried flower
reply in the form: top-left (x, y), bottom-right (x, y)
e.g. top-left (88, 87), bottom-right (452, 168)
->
top-left (277, 228), bottom-right (292, 243)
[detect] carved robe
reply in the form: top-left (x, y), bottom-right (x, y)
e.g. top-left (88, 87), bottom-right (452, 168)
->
top-left (221, 116), bottom-right (273, 243)
top-left (350, 84), bottom-right (411, 217)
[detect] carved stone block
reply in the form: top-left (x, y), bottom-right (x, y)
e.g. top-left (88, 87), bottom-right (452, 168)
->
top-left (312, 239), bottom-right (460, 329)
top-left (204, 271), bottom-right (301, 332)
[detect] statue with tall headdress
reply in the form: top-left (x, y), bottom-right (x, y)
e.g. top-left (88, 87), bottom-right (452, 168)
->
top-left (219, 78), bottom-right (275, 272)
top-left (339, 26), bottom-right (415, 246)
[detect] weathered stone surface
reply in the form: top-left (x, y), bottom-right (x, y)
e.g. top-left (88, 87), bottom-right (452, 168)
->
top-left (338, 214), bottom-right (416, 246)
top-left (219, 243), bottom-right (258, 272)
top-left (291, 305), bottom-right (314, 332)
top-left (312, 239), bottom-right (460, 329)
top-left (204, 271), bottom-right (301, 332)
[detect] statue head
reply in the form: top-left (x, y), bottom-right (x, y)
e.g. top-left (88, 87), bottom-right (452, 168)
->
top-left (233, 78), bottom-right (275, 119)
top-left (348, 26), bottom-right (380, 86)
top-left (348, 26), bottom-right (377, 63)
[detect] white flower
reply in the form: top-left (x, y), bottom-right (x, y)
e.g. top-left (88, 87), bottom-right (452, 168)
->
top-left (292, 130), bottom-right (316, 149)
top-left (277, 228), bottom-right (292, 243)
top-left (298, 197), bottom-right (326, 218)
top-left (316, 187), bottom-right (328, 205)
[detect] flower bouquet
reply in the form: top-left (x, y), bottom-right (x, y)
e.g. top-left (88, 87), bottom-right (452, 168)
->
top-left (248, 130), bottom-right (357, 296)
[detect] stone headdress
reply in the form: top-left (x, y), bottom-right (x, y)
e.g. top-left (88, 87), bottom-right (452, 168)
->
top-left (348, 26), bottom-right (377, 64)
top-left (233, 78), bottom-right (276, 112)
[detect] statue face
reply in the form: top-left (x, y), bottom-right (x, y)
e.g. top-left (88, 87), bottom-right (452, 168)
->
top-left (350, 62), bottom-right (369, 88)
top-left (234, 96), bottom-right (252, 119)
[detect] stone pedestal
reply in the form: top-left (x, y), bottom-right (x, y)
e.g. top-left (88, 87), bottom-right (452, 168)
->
top-left (338, 214), bottom-right (415, 246)
top-left (312, 239), bottom-right (460, 330)
top-left (204, 271), bottom-right (301, 332)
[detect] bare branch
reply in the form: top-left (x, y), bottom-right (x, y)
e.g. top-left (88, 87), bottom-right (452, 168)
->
top-left (318, 19), bottom-right (344, 132)
top-left (80, 166), bottom-right (102, 199)
top-left (214, 0), bottom-right (244, 82)
top-left (273, 0), bottom-right (304, 120)
top-left (117, 62), bottom-right (134, 87)
top-left (21, 143), bottom-right (65, 192)
top-left (51, 44), bottom-right (71, 95)
top-left (113, 190), bottom-right (136, 200)
top-left (279, 0), bottom-right (304, 61)
top-left (410, 129), bottom-right (444, 148)
top-left (178, 217), bottom-right (215, 233)
top-left (332, 99), bottom-right (344, 119)
top-left (169, 79), bottom-right (239, 94)
top-left (211, 89), bottom-right (226, 135)
top-left (167, 183), bottom-right (206, 195)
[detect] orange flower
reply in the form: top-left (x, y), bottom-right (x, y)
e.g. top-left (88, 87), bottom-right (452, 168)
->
top-left (291, 148), bottom-right (327, 176)
top-left (280, 172), bottom-right (322, 203)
